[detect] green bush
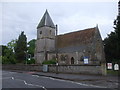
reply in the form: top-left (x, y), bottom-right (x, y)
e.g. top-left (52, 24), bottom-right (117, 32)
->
top-left (24, 59), bottom-right (35, 64)
top-left (2, 47), bottom-right (17, 64)
top-left (42, 59), bottom-right (56, 65)
top-left (2, 56), bottom-right (16, 64)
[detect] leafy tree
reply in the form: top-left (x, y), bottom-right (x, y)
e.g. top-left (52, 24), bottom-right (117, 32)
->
top-left (1, 45), bottom-right (8, 56)
top-left (7, 39), bottom-right (17, 52)
top-left (24, 59), bottom-right (35, 64)
top-left (2, 46), bottom-right (16, 64)
top-left (113, 11), bottom-right (120, 58)
top-left (15, 31), bottom-right (27, 63)
top-left (104, 32), bottom-right (119, 62)
top-left (104, 1), bottom-right (120, 63)
top-left (27, 39), bottom-right (36, 57)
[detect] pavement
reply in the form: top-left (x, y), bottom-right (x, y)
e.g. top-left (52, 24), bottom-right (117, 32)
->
top-left (9, 70), bottom-right (119, 89)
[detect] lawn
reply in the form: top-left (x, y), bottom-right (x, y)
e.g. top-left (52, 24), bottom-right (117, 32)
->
top-left (107, 70), bottom-right (119, 76)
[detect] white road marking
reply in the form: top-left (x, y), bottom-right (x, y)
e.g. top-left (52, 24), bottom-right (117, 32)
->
top-left (9, 72), bottom-right (16, 74)
top-left (2, 71), bottom-right (16, 76)
top-left (11, 77), bottom-right (14, 80)
top-left (32, 75), bottom-right (39, 77)
top-left (42, 76), bottom-right (107, 88)
top-left (10, 76), bottom-right (47, 90)
top-left (24, 81), bottom-right (27, 85)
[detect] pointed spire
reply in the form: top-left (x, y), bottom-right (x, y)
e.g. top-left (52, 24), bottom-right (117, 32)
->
top-left (95, 24), bottom-right (98, 30)
top-left (96, 24), bottom-right (98, 28)
top-left (37, 10), bottom-right (55, 29)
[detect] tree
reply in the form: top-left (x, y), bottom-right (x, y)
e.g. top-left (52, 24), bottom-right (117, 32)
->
top-left (1, 45), bottom-right (8, 56)
top-left (104, 1), bottom-right (120, 63)
top-left (3, 48), bottom-right (16, 64)
top-left (113, 10), bottom-right (120, 58)
top-left (104, 32), bottom-right (119, 62)
top-left (27, 39), bottom-right (36, 57)
top-left (1, 45), bottom-right (16, 64)
top-left (15, 31), bottom-right (27, 63)
top-left (7, 39), bottom-right (17, 52)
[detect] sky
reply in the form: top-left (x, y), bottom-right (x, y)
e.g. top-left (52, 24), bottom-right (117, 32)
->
top-left (0, 0), bottom-right (118, 45)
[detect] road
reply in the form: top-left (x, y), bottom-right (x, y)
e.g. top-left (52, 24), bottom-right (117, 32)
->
top-left (2, 70), bottom-right (106, 89)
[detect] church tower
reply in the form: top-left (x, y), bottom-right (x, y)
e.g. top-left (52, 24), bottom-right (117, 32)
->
top-left (35, 10), bottom-right (56, 64)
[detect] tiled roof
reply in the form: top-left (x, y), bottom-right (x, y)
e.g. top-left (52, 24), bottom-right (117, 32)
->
top-left (57, 28), bottom-right (96, 49)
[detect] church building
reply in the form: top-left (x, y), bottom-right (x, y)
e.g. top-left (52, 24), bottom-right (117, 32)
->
top-left (35, 10), bottom-right (106, 65)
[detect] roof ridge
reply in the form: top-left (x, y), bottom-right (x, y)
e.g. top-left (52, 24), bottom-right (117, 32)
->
top-left (58, 27), bottom-right (96, 36)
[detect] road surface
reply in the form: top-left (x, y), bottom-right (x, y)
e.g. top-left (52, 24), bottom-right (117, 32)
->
top-left (2, 70), bottom-right (110, 89)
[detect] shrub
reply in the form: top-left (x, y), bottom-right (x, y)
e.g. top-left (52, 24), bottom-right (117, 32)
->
top-left (2, 56), bottom-right (16, 64)
top-left (42, 59), bottom-right (56, 65)
top-left (24, 59), bottom-right (35, 64)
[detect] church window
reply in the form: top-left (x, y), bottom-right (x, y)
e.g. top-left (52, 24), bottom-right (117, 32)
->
top-left (80, 56), bottom-right (84, 61)
top-left (60, 55), bottom-right (68, 61)
top-left (60, 55), bottom-right (65, 61)
top-left (64, 55), bottom-right (68, 61)
top-left (40, 31), bottom-right (42, 34)
top-left (71, 57), bottom-right (74, 64)
top-left (50, 30), bottom-right (52, 34)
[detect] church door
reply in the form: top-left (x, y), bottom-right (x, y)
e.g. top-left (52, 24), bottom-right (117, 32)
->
top-left (71, 57), bottom-right (74, 64)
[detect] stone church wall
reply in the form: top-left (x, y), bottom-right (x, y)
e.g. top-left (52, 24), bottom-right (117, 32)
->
top-left (36, 53), bottom-right (45, 64)
top-left (49, 50), bottom-right (100, 65)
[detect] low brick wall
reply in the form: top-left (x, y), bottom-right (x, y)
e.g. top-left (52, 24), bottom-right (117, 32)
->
top-left (2, 64), bottom-right (43, 72)
top-left (2, 64), bottom-right (103, 75)
top-left (48, 65), bottom-right (102, 75)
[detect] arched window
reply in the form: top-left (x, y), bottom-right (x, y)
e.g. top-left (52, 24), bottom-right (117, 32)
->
top-left (71, 57), bottom-right (74, 64)
top-left (40, 31), bottom-right (42, 34)
top-left (60, 55), bottom-right (68, 61)
top-left (60, 55), bottom-right (65, 61)
top-left (80, 56), bottom-right (84, 61)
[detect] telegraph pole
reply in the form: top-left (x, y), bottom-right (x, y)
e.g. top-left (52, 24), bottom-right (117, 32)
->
top-left (55, 24), bottom-right (58, 74)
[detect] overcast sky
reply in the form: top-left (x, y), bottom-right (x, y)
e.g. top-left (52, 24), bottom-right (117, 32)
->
top-left (1, 0), bottom-right (118, 45)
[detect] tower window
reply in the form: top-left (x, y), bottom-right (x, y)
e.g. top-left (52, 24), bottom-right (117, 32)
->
top-left (50, 30), bottom-right (52, 34)
top-left (40, 31), bottom-right (42, 34)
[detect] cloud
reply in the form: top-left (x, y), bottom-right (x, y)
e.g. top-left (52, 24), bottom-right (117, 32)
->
top-left (56, 11), bottom-right (115, 40)
top-left (1, 2), bottom-right (117, 45)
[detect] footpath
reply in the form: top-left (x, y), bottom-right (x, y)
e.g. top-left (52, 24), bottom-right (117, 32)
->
top-left (9, 70), bottom-right (119, 89)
